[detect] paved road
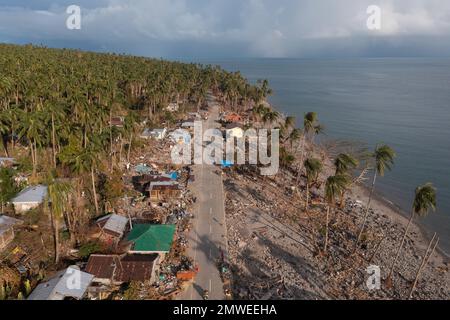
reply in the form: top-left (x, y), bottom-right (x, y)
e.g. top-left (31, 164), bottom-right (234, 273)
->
top-left (179, 96), bottom-right (228, 300)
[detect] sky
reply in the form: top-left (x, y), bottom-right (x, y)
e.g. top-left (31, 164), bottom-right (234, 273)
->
top-left (1, 0), bottom-right (450, 59)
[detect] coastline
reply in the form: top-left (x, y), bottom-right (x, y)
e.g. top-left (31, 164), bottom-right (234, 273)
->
top-left (270, 100), bottom-right (449, 262)
top-left (221, 100), bottom-right (450, 299)
top-left (352, 183), bottom-right (450, 262)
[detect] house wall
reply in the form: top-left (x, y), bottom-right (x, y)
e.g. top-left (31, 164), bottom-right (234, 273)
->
top-left (13, 202), bottom-right (40, 213)
top-left (0, 227), bottom-right (15, 250)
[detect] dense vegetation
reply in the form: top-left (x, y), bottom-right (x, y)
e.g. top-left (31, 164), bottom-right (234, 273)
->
top-left (0, 43), bottom-right (270, 254)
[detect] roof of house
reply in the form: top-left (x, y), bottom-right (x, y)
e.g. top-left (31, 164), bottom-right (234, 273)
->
top-left (136, 174), bottom-right (173, 186)
top-left (96, 214), bottom-right (128, 237)
top-left (0, 215), bottom-right (23, 235)
top-left (147, 181), bottom-right (180, 192)
top-left (126, 224), bottom-right (176, 252)
top-left (0, 157), bottom-right (15, 164)
top-left (141, 128), bottom-right (166, 136)
top-left (181, 122), bottom-right (195, 128)
top-left (11, 185), bottom-right (47, 204)
top-left (224, 113), bottom-right (242, 122)
top-left (110, 117), bottom-right (124, 126)
top-left (226, 122), bottom-right (243, 130)
top-left (27, 266), bottom-right (94, 300)
top-left (85, 254), bottom-right (159, 282)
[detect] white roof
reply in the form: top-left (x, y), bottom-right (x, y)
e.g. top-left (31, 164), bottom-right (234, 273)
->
top-left (97, 214), bottom-right (128, 236)
top-left (181, 122), bottom-right (195, 128)
top-left (28, 266), bottom-right (94, 300)
top-left (0, 157), bottom-right (15, 163)
top-left (0, 215), bottom-right (23, 235)
top-left (11, 185), bottom-right (47, 204)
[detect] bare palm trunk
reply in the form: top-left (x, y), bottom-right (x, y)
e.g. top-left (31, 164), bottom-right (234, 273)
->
top-left (91, 167), bottom-right (99, 215)
top-left (355, 171), bottom-right (378, 250)
top-left (110, 111), bottom-right (113, 173)
top-left (387, 211), bottom-right (414, 281)
top-left (51, 210), bottom-right (60, 264)
top-left (119, 135), bottom-right (124, 163)
top-left (30, 141), bottom-right (36, 177)
top-left (409, 234), bottom-right (439, 299)
top-left (324, 205), bottom-right (330, 253)
top-left (305, 183), bottom-right (310, 211)
top-left (127, 133), bottom-right (133, 163)
top-left (296, 135), bottom-right (306, 186)
top-left (51, 113), bottom-right (57, 167)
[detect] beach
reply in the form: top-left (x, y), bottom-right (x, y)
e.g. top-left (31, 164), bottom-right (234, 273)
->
top-left (221, 101), bottom-right (449, 300)
top-left (201, 58), bottom-right (450, 255)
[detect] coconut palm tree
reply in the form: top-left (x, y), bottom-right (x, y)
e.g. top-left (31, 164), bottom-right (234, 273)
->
top-left (59, 139), bottom-right (101, 215)
top-left (304, 158), bottom-right (323, 211)
top-left (0, 111), bottom-right (10, 156)
top-left (284, 116), bottom-right (296, 131)
top-left (263, 110), bottom-right (280, 127)
top-left (334, 153), bottom-right (359, 175)
top-left (324, 175), bottom-right (349, 253)
top-left (334, 153), bottom-right (359, 207)
top-left (386, 183), bottom-right (436, 283)
top-left (47, 177), bottom-right (73, 264)
top-left (355, 144), bottom-right (396, 249)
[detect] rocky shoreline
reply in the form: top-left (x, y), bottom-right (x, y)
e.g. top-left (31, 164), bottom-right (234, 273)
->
top-left (219, 108), bottom-right (449, 299)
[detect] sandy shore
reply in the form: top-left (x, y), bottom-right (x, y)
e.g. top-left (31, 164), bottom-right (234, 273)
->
top-left (224, 166), bottom-right (449, 300)
top-left (220, 111), bottom-right (449, 299)
top-left (351, 184), bottom-right (449, 263)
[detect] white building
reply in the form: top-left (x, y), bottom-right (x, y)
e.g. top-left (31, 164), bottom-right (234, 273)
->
top-left (11, 185), bottom-right (48, 213)
top-left (140, 128), bottom-right (167, 140)
top-left (28, 266), bottom-right (94, 300)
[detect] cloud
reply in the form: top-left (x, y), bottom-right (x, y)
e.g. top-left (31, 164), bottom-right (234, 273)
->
top-left (0, 0), bottom-right (449, 58)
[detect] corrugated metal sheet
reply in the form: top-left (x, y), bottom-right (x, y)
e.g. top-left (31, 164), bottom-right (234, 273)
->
top-left (86, 254), bottom-right (158, 282)
top-left (28, 266), bottom-right (93, 300)
top-left (11, 185), bottom-right (47, 204)
top-left (127, 224), bottom-right (176, 252)
top-left (0, 215), bottom-right (23, 235)
top-left (97, 214), bottom-right (128, 237)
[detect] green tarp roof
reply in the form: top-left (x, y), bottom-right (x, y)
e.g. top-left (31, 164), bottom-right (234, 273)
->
top-left (127, 224), bottom-right (176, 252)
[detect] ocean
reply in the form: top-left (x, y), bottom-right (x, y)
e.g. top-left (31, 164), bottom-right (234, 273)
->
top-left (198, 58), bottom-right (450, 255)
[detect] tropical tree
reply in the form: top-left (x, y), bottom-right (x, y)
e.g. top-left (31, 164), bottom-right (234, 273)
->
top-left (59, 139), bottom-right (101, 215)
top-left (334, 153), bottom-right (359, 207)
top-left (334, 153), bottom-right (359, 176)
top-left (324, 175), bottom-right (350, 253)
top-left (297, 112), bottom-right (320, 183)
top-left (304, 158), bottom-right (323, 211)
top-left (386, 183), bottom-right (437, 284)
top-left (47, 176), bottom-right (73, 264)
top-left (262, 110), bottom-right (280, 127)
top-left (355, 145), bottom-right (396, 249)
top-left (0, 111), bottom-right (10, 156)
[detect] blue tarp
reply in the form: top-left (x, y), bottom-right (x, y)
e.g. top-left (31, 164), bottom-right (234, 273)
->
top-left (135, 164), bottom-right (151, 174)
top-left (220, 160), bottom-right (233, 168)
top-left (169, 172), bottom-right (178, 180)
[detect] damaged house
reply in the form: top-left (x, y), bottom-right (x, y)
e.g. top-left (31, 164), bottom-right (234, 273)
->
top-left (146, 181), bottom-right (181, 202)
top-left (96, 214), bottom-right (129, 245)
top-left (28, 266), bottom-right (94, 300)
top-left (0, 215), bottom-right (23, 250)
top-left (10, 185), bottom-right (48, 214)
top-left (125, 224), bottom-right (176, 261)
top-left (85, 253), bottom-right (160, 299)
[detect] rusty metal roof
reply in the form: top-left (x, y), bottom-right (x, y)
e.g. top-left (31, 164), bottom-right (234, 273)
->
top-left (85, 254), bottom-right (158, 282)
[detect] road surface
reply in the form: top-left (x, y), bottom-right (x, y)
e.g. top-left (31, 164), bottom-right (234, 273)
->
top-left (179, 95), bottom-right (228, 300)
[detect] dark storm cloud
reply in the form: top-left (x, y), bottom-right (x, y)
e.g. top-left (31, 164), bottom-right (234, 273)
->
top-left (0, 0), bottom-right (449, 58)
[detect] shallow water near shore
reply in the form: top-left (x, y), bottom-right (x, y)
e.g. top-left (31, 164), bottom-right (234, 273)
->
top-left (195, 57), bottom-right (450, 255)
